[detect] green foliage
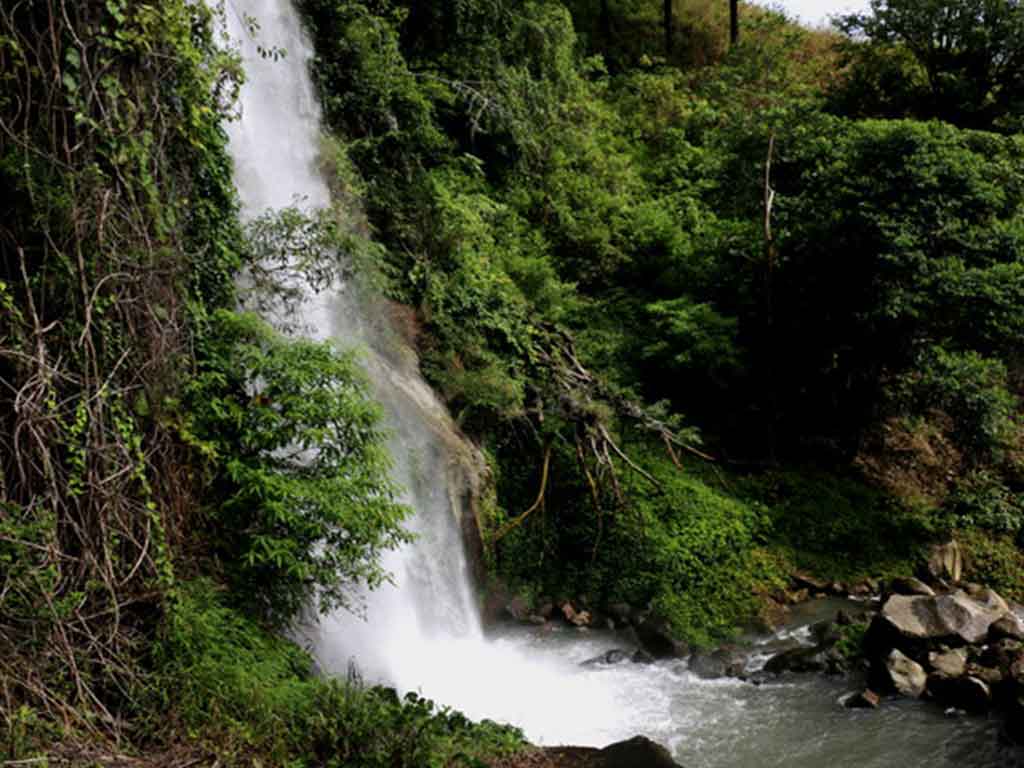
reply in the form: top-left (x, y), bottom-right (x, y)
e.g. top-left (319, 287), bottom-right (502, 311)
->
top-left (187, 311), bottom-right (411, 625)
top-left (834, 621), bottom-right (869, 662)
top-left (838, 0), bottom-right (1024, 130)
top-left (959, 529), bottom-right (1024, 602)
top-left (155, 580), bottom-right (525, 766)
top-left (894, 346), bottom-right (1017, 461)
top-left (747, 469), bottom-right (930, 580)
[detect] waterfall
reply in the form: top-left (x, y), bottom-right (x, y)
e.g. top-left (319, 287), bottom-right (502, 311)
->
top-left (222, 0), bottom-right (485, 687)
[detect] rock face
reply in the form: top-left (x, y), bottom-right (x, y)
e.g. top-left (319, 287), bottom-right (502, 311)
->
top-left (581, 649), bottom-right (629, 667)
top-left (887, 576), bottom-right (935, 598)
top-left (872, 590), bottom-right (1008, 648)
top-left (884, 649), bottom-right (927, 697)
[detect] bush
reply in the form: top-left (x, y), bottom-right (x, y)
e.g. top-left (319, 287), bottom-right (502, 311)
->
top-left (187, 310), bottom-right (411, 625)
top-left (154, 580), bottom-right (525, 766)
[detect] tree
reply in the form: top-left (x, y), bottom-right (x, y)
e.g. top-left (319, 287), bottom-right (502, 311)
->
top-left (839, 0), bottom-right (1024, 129)
top-left (665, 0), bottom-right (674, 57)
top-left (730, 0), bottom-right (739, 44)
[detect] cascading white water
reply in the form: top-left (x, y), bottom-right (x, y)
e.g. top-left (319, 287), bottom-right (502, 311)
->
top-left (220, 2), bottom-right (1016, 763)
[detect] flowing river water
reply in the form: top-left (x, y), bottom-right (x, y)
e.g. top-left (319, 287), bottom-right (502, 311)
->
top-left (223, 1), bottom-right (1022, 764)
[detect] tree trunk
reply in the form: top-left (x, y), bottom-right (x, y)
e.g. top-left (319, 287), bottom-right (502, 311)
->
top-left (730, 0), bottom-right (739, 45)
top-left (600, 0), bottom-right (611, 44)
top-left (664, 0), bottom-right (673, 58)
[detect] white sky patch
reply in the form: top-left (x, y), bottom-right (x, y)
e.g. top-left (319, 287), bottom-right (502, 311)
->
top-left (752, 0), bottom-right (872, 29)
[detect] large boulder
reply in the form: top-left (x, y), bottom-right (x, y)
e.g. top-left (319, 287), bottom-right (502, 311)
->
top-left (884, 649), bottom-right (927, 698)
top-left (871, 589), bottom-right (1008, 649)
top-left (989, 613), bottom-right (1024, 642)
top-left (599, 735), bottom-right (682, 768)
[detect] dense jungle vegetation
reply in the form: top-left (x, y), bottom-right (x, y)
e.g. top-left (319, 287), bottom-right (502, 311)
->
top-left (3, 0), bottom-right (1024, 764)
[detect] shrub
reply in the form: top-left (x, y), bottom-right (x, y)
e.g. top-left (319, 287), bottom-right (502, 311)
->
top-left (187, 310), bottom-right (411, 625)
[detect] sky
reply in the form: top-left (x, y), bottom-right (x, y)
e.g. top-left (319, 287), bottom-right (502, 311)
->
top-left (754, 0), bottom-right (872, 28)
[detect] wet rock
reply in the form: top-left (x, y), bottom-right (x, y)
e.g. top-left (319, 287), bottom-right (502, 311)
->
top-left (884, 649), bottom-right (927, 698)
top-left (632, 649), bottom-right (656, 665)
top-left (635, 615), bottom-right (689, 659)
top-left (599, 735), bottom-right (682, 768)
top-left (989, 613), bottom-right (1024, 642)
top-left (926, 540), bottom-right (964, 584)
top-left (850, 581), bottom-right (874, 598)
top-left (844, 689), bottom-right (881, 709)
top-left (764, 646), bottom-right (830, 675)
top-left (581, 649), bottom-right (630, 667)
top-left (560, 601), bottom-right (592, 627)
top-left (836, 609), bottom-right (855, 626)
top-left (811, 619), bottom-right (842, 647)
top-left (888, 577), bottom-right (936, 598)
top-left (872, 589), bottom-right (1008, 649)
top-left (527, 614), bottom-right (548, 626)
top-left (689, 645), bottom-right (746, 679)
top-left (928, 673), bottom-right (992, 713)
top-left (928, 648), bottom-right (967, 678)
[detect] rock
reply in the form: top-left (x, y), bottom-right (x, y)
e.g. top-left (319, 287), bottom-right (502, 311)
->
top-left (599, 735), bottom-right (682, 768)
top-left (967, 663), bottom-right (1003, 686)
top-left (635, 615), bottom-right (689, 659)
top-left (850, 581), bottom-right (874, 597)
top-left (829, 581), bottom-right (847, 596)
top-left (581, 649), bottom-right (630, 667)
top-left (527, 614), bottom-right (547, 626)
top-left (786, 588), bottom-right (811, 605)
top-left (560, 601), bottom-right (577, 622)
top-left (884, 649), bottom-right (927, 698)
top-left (982, 638), bottom-right (1023, 666)
top-left (844, 689), bottom-right (881, 709)
top-left (872, 590), bottom-right (1009, 648)
top-left (927, 673), bottom-right (992, 713)
top-left (989, 613), bottom-right (1024, 642)
top-left (793, 572), bottom-right (830, 592)
top-left (888, 576), bottom-right (936, 597)
top-left (836, 609), bottom-right (855, 626)
top-left (689, 645), bottom-right (746, 679)
top-left (811, 619), bottom-right (842, 647)
top-left (607, 602), bottom-right (633, 625)
top-left (632, 649), bottom-right (656, 665)
top-left (928, 648), bottom-right (967, 678)
top-left (764, 646), bottom-right (830, 675)
top-left (926, 540), bottom-right (964, 584)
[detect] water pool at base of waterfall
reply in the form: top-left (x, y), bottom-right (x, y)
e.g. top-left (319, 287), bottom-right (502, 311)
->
top-left (463, 623), bottom-right (1018, 768)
